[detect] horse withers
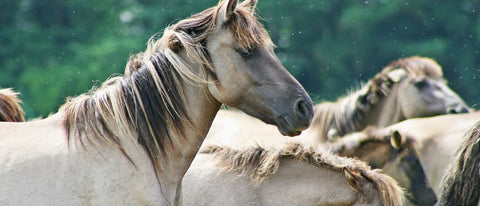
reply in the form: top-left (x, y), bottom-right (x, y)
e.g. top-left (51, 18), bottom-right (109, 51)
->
top-left (0, 0), bottom-right (313, 205)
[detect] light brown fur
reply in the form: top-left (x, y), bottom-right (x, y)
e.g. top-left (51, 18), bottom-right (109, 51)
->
top-left (202, 142), bottom-right (404, 206)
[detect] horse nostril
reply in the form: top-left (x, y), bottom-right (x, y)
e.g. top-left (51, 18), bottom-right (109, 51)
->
top-left (447, 106), bottom-right (471, 114)
top-left (447, 108), bottom-right (458, 114)
top-left (294, 98), bottom-right (309, 120)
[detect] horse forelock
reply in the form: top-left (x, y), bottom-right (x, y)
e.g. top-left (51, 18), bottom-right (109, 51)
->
top-left (0, 88), bottom-right (25, 122)
top-left (383, 55), bottom-right (443, 79)
top-left (132, 0), bottom-right (270, 77)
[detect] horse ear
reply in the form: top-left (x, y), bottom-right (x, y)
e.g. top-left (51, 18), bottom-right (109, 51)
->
top-left (343, 168), bottom-right (362, 192)
top-left (387, 69), bottom-right (407, 82)
top-left (221, 0), bottom-right (238, 22)
top-left (240, 0), bottom-right (258, 13)
top-left (391, 130), bottom-right (404, 149)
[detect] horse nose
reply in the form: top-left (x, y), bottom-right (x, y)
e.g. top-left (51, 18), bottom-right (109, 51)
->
top-left (294, 97), bottom-right (313, 123)
top-left (447, 105), bottom-right (471, 114)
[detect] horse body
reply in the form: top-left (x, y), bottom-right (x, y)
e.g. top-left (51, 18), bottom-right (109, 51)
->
top-left (183, 143), bottom-right (404, 206)
top-left (0, 0), bottom-right (314, 205)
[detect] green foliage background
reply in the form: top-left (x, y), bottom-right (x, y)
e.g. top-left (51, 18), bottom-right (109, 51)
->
top-left (1, 0), bottom-right (480, 118)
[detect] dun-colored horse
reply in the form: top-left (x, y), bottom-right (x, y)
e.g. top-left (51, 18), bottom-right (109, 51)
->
top-left (183, 143), bottom-right (404, 206)
top-left (0, 88), bottom-right (25, 122)
top-left (438, 120), bottom-right (480, 206)
top-left (0, 0), bottom-right (313, 205)
top-left (327, 128), bottom-right (437, 205)
top-left (315, 56), bottom-right (470, 143)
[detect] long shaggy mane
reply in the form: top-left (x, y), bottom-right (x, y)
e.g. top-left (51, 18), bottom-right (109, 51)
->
top-left (61, 0), bottom-right (271, 175)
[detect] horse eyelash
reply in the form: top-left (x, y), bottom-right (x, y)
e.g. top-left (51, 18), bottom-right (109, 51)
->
top-left (235, 47), bottom-right (254, 57)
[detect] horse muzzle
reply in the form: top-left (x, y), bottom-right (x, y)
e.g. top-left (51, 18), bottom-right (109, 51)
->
top-left (275, 97), bottom-right (314, 136)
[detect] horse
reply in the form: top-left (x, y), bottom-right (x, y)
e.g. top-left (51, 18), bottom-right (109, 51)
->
top-left (326, 127), bottom-right (437, 205)
top-left (0, 0), bottom-right (314, 205)
top-left (0, 88), bottom-right (25, 122)
top-left (182, 142), bottom-right (404, 206)
top-left (438, 121), bottom-right (480, 206)
top-left (314, 56), bottom-right (470, 143)
top-left (370, 112), bottom-right (480, 197)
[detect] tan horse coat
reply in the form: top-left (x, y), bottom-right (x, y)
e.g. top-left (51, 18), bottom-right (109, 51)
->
top-left (183, 143), bottom-right (404, 206)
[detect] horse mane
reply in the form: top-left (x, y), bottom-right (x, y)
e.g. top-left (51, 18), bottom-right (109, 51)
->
top-left (438, 121), bottom-right (480, 206)
top-left (314, 56), bottom-right (444, 141)
top-left (202, 142), bottom-right (404, 206)
top-left (61, 0), bottom-right (270, 174)
top-left (0, 88), bottom-right (25, 122)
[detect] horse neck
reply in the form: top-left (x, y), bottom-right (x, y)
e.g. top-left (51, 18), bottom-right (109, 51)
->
top-left (155, 48), bottom-right (221, 182)
top-left (311, 89), bottom-right (371, 142)
top-left (361, 82), bottom-right (405, 128)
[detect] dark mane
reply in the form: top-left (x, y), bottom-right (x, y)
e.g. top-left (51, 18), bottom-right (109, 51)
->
top-left (313, 56), bottom-right (444, 141)
top-left (0, 88), bottom-right (25, 122)
top-left (438, 121), bottom-right (480, 206)
top-left (61, 0), bottom-right (270, 177)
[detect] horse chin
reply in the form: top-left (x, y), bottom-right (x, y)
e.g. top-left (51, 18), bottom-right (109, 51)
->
top-left (236, 105), bottom-right (303, 137)
top-left (276, 117), bottom-right (303, 137)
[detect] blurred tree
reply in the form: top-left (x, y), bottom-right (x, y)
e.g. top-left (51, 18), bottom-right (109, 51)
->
top-left (1, 0), bottom-right (479, 118)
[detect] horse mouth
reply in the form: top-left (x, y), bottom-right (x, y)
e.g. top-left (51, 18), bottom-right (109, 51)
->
top-left (276, 116), bottom-right (302, 137)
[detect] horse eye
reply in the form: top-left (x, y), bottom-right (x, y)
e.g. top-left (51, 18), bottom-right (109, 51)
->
top-left (235, 47), bottom-right (254, 57)
top-left (414, 80), bottom-right (428, 88)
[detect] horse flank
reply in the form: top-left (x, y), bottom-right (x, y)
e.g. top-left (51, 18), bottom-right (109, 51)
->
top-left (0, 88), bottom-right (25, 122)
top-left (61, 0), bottom-right (270, 174)
top-left (438, 121), bottom-right (480, 206)
top-left (314, 56), bottom-right (444, 140)
top-left (202, 142), bottom-right (404, 206)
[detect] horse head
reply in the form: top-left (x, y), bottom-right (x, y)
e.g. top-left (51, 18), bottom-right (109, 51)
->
top-left (367, 56), bottom-right (470, 127)
top-left (331, 128), bottom-right (437, 205)
top-left (378, 130), bottom-right (437, 206)
top-left (203, 0), bottom-right (314, 136)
